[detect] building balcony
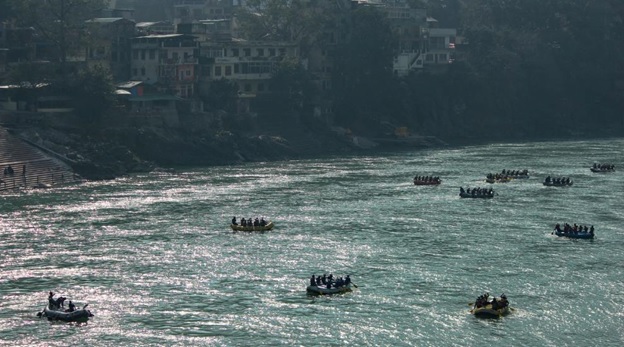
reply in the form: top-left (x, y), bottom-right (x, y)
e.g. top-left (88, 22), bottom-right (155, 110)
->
top-left (213, 56), bottom-right (282, 64)
top-left (132, 43), bottom-right (159, 49)
top-left (231, 73), bottom-right (272, 80)
top-left (161, 41), bottom-right (198, 48)
top-left (174, 0), bottom-right (205, 5)
top-left (160, 57), bottom-right (198, 65)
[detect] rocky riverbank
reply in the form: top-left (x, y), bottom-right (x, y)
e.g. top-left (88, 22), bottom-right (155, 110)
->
top-left (10, 107), bottom-right (454, 181)
top-left (14, 123), bottom-right (366, 180)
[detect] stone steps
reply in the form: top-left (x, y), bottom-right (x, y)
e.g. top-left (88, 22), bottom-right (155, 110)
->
top-left (0, 127), bottom-right (80, 192)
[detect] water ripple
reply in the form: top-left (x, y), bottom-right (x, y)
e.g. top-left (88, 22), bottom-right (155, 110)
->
top-left (1, 139), bottom-right (623, 346)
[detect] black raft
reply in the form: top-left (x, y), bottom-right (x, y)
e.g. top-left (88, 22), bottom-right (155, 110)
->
top-left (38, 305), bottom-right (94, 322)
top-left (37, 292), bottom-right (94, 322)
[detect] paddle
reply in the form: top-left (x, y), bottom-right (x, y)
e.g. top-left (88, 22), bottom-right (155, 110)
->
top-left (351, 283), bottom-right (358, 288)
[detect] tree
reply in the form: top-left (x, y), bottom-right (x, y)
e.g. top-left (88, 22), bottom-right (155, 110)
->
top-left (11, 0), bottom-right (106, 85)
top-left (199, 78), bottom-right (239, 113)
top-left (68, 65), bottom-right (115, 126)
top-left (268, 56), bottom-right (317, 114)
top-left (7, 62), bottom-right (57, 85)
top-left (235, 0), bottom-right (325, 55)
top-left (332, 5), bottom-right (397, 133)
top-left (458, 0), bottom-right (624, 135)
top-left (0, 0), bottom-right (14, 21)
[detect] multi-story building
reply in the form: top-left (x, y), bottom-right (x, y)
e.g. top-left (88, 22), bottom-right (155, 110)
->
top-left (177, 19), bottom-right (233, 43)
top-left (0, 23), bottom-right (35, 65)
top-left (199, 40), bottom-right (299, 96)
top-left (136, 22), bottom-right (176, 36)
top-left (173, 0), bottom-right (238, 26)
top-left (383, 2), bottom-right (428, 76)
top-left (84, 17), bottom-right (136, 82)
top-left (421, 22), bottom-right (456, 67)
top-left (172, 9), bottom-right (298, 110)
top-left (130, 34), bottom-right (199, 98)
top-left (353, 0), bottom-right (455, 76)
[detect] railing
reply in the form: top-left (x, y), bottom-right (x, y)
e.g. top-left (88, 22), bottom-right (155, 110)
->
top-left (229, 73), bottom-right (272, 80)
top-left (214, 56), bottom-right (282, 63)
top-left (160, 57), bottom-right (198, 65)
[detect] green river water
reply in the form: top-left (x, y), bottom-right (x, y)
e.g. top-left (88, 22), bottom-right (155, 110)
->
top-left (1, 139), bottom-right (623, 346)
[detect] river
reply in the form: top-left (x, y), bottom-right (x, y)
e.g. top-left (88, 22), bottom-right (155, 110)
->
top-left (1, 139), bottom-right (623, 346)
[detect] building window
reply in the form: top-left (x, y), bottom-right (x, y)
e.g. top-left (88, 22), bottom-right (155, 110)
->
top-left (225, 65), bottom-right (232, 76)
top-left (232, 48), bottom-right (239, 57)
top-left (141, 50), bottom-right (146, 60)
top-left (234, 64), bottom-right (239, 73)
top-left (208, 49), bottom-right (222, 58)
top-left (149, 50), bottom-right (155, 60)
top-left (430, 37), bottom-right (446, 50)
top-left (257, 48), bottom-right (264, 56)
top-left (278, 48), bottom-right (285, 56)
top-left (257, 83), bottom-right (265, 92)
top-left (243, 48), bottom-right (251, 57)
top-left (141, 67), bottom-right (145, 76)
top-left (244, 83), bottom-right (251, 92)
top-left (425, 54), bottom-right (433, 62)
top-left (242, 62), bottom-right (264, 74)
top-left (268, 48), bottom-right (275, 57)
top-left (215, 66), bottom-right (222, 76)
top-left (133, 50), bottom-right (139, 59)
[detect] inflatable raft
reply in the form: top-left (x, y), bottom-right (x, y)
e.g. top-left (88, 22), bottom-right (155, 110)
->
top-left (485, 177), bottom-right (511, 184)
top-left (414, 180), bottom-right (441, 186)
top-left (470, 304), bottom-right (511, 318)
top-left (543, 181), bottom-right (573, 187)
top-left (553, 230), bottom-right (594, 239)
top-left (39, 307), bottom-right (93, 322)
top-left (590, 167), bottom-right (615, 173)
top-left (306, 284), bottom-right (353, 295)
top-left (460, 192), bottom-right (494, 199)
top-left (231, 221), bottom-right (274, 232)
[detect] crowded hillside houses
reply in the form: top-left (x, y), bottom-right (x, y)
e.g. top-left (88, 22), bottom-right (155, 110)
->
top-left (0, 0), bottom-right (458, 126)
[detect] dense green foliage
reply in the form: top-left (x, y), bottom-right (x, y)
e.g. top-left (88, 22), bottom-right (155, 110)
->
top-left (68, 65), bottom-right (115, 126)
top-left (446, 0), bottom-right (624, 138)
top-left (235, 0), bottom-right (325, 56)
top-left (332, 6), bottom-right (398, 134)
top-left (267, 57), bottom-right (318, 115)
top-left (241, 0), bottom-right (624, 140)
top-left (3, 0), bottom-right (622, 141)
top-left (199, 78), bottom-right (239, 113)
top-left (11, 0), bottom-right (105, 74)
top-left (6, 0), bottom-right (114, 129)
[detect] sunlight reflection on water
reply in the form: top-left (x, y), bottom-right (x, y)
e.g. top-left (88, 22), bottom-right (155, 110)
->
top-left (1, 139), bottom-right (623, 346)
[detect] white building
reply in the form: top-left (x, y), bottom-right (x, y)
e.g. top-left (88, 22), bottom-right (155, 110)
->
top-left (130, 34), bottom-right (199, 98)
top-left (199, 40), bottom-right (298, 96)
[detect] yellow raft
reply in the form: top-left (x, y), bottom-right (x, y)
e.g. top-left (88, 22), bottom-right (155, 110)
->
top-left (470, 304), bottom-right (511, 318)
